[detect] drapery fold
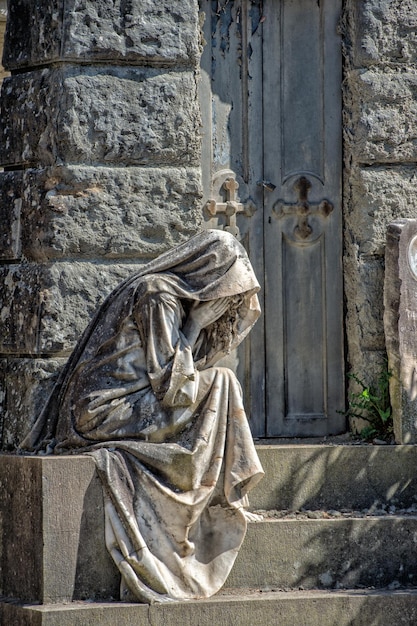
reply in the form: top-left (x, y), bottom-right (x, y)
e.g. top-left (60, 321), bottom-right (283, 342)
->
top-left (20, 230), bottom-right (264, 602)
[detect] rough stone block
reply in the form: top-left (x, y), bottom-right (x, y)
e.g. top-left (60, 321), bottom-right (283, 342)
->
top-left (0, 360), bottom-right (5, 444)
top-left (0, 262), bottom-right (141, 355)
top-left (0, 67), bottom-right (200, 168)
top-left (344, 253), bottom-right (385, 352)
top-left (346, 69), bottom-right (417, 164)
top-left (345, 350), bottom-right (391, 436)
top-left (0, 455), bottom-right (119, 603)
top-left (343, 245), bottom-right (387, 430)
top-left (0, 170), bottom-right (22, 261)
top-left (337, 347), bottom-right (388, 435)
top-left (0, 357), bottom-right (66, 451)
top-left (3, 0), bottom-right (200, 70)
top-left (0, 166), bottom-right (202, 262)
top-left (384, 220), bottom-right (417, 443)
top-left (347, 165), bottom-right (417, 256)
top-left (352, 0), bottom-right (417, 67)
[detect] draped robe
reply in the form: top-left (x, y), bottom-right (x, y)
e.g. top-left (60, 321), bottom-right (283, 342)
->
top-left (21, 230), bottom-right (264, 603)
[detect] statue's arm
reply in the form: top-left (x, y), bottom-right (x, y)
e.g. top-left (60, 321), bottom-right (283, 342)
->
top-left (182, 298), bottom-right (230, 347)
top-left (134, 291), bottom-right (197, 407)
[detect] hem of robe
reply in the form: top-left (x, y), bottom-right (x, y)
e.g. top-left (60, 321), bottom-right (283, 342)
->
top-left (89, 442), bottom-right (263, 602)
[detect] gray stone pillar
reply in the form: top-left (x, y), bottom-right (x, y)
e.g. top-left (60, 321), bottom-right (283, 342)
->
top-left (0, 455), bottom-right (117, 603)
top-left (342, 0), bottom-right (417, 423)
top-left (0, 0), bottom-right (203, 449)
top-left (384, 220), bottom-right (417, 443)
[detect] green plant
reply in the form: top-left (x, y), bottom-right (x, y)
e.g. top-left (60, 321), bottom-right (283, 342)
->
top-left (342, 366), bottom-right (393, 441)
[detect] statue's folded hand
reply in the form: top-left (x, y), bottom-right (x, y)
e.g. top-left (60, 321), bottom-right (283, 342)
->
top-left (183, 298), bottom-right (230, 347)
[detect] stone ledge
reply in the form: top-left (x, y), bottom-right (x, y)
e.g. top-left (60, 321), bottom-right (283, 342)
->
top-left (0, 455), bottom-right (119, 604)
top-left (3, 449), bottom-right (417, 605)
top-left (2, 589), bottom-right (417, 626)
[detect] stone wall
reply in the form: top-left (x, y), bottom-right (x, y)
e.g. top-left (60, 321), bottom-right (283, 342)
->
top-left (1, 1), bottom-right (417, 445)
top-left (342, 0), bottom-right (417, 425)
top-left (0, 1), bottom-right (8, 84)
top-left (0, 0), bottom-right (203, 449)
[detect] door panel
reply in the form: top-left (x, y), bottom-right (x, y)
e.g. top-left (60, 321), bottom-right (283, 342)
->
top-left (199, 0), bottom-right (344, 437)
top-left (199, 0), bottom-right (266, 435)
top-left (281, 0), bottom-right (324, 178)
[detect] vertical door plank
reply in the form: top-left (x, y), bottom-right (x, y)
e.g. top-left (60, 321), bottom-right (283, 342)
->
top-left (263, 0), bottom-right (344, 436)
top-left (199, 0), bottom-right (266, 435)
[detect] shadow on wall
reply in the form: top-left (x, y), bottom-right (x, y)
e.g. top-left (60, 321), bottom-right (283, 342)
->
top-left (252, 444), bottom-right (417, 511)
top-left (347, 590), bottom-right (417, 626)
top-left (285, 515), bottom-right (417, 590)
top-left (239, 445), bottom-right (417, 595)
top-left (74, 471), bottom-right (119, 601)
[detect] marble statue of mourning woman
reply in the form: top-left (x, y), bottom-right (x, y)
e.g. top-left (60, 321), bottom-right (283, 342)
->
top-left (21, 229), bottom-right (264, 604)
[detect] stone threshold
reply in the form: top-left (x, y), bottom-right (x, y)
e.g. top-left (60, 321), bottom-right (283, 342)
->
top-left (253, 434), bottom-right (395, 446)
top-left (254, 508), bottom-right (417, 520)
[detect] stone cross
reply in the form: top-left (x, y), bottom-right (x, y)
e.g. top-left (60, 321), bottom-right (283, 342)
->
top-left (205, 178), bottom-right (245, 238)
top-left (273, 176), bottom-right (333, 240)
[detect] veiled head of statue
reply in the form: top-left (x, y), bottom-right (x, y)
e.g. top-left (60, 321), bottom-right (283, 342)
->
top-left (140, 229), bottom-right (260, 301)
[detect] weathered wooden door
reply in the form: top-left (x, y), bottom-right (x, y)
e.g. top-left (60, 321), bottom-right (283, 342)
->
top-left (200, 0), bottom-right (345, 437)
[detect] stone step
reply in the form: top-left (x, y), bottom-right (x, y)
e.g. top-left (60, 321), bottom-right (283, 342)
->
top-left (3, 588), bottom-right (417, 626)
top-left (252, 443), bottom-right (417, 511)
top-left (3, 450), bottom-right (417, 604)
top-left (227, 516), bottom-right (417, 590)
